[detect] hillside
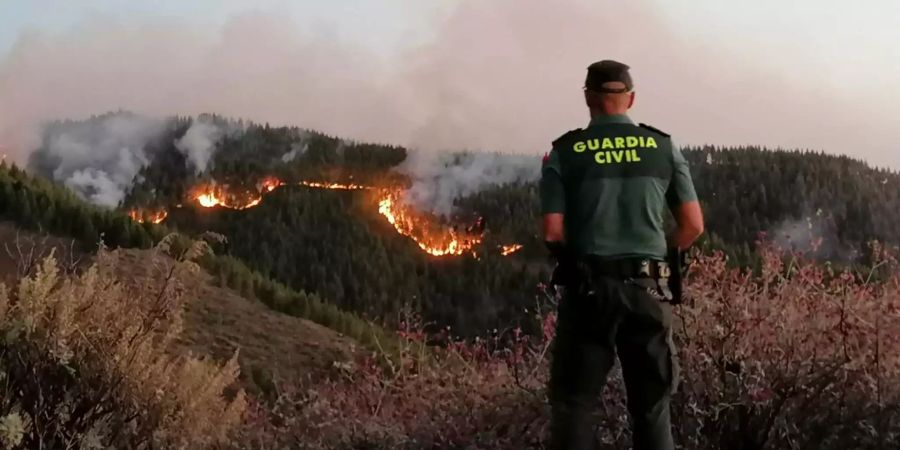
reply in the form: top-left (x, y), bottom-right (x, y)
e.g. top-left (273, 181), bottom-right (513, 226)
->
top-left (2, 113), bottom-right (899, 449)
top-left (0, 223), bottom-right (356, 394)
top-left (19, 111), bottom-right (900, 337)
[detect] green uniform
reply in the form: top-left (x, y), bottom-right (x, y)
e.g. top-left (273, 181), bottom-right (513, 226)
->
top-left (540, 114), bottom-right (697, 450)
top-left (541, 114), bottom-right (697, 260)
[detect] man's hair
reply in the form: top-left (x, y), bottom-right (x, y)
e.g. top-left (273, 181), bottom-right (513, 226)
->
top-left (585, 81), bottom-right (633, 113)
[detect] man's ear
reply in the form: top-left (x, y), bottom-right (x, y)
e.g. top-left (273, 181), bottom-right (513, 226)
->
top-left (628, 92), bottom-right (636, 109)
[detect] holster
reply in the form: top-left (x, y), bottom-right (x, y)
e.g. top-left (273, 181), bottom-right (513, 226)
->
top-left (665, 247), bottom-right (694, 306)
top-left (550, 258), bottom-right (588, 294)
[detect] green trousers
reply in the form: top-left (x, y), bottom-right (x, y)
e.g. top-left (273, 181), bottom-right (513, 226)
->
top-left (548, 276), bottom-right (678, 450)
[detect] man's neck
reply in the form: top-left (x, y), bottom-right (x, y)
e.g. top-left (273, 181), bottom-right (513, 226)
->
top-left (588, 113), bottom-right (633, 127)
top-left (589, 108), bottom-right (629, 118)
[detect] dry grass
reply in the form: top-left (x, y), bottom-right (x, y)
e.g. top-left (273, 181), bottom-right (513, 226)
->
top-left (0, 235), bottom-right (247, 449)
top-left (0, 224), bottom-right (358, 398)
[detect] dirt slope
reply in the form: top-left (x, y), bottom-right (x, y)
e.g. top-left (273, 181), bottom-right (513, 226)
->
top-left (0, 222), bottom-right (357, 394)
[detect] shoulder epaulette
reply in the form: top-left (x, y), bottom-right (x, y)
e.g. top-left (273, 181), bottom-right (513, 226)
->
top-left (638, 123), bottom-right (670, 137)
top-left (552, 128), bottom-right (582, 147)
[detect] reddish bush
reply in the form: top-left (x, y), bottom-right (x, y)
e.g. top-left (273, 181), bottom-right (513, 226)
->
top-left (238, 242), bottom-right (899, 449)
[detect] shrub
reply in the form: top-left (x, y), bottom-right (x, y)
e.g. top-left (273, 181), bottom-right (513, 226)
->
top-left (0, 235), bottom-right (246, 449)
top-left (236, 242), bottom-right (900, 449)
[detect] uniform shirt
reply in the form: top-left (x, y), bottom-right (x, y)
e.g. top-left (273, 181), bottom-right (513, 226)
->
top-left (540, 114), bottom-right (697, 261)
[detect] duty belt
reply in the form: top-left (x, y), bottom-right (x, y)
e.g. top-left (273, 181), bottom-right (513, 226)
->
top-left (579, 256), bottom-right (671, 280)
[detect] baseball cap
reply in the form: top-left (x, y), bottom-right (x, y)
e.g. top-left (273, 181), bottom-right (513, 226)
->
top-left (585, 60), bottom-right (633, 93)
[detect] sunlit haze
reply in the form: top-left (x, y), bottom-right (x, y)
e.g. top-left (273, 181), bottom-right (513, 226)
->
top-left (1, 0), bottom-right (898, 169)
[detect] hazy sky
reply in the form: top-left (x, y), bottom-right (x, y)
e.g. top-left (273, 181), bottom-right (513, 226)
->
top-left (1, 0), bottom-right (898, 169)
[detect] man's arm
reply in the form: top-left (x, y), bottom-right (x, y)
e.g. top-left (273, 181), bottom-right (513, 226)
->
top-left (666, 145), bottom-right (704, 250)
top-left (543, 213), bottom-right (565, 243)
top-left (671, 201), bottom-right (704, 250)
top-left (540, 150), bottom-right (566, 243)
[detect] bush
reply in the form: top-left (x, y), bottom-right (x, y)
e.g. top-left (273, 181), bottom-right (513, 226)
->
top-left (0, 236), bottom-right (246, 449)
top-left (236, 242), bottom-right (900, 449)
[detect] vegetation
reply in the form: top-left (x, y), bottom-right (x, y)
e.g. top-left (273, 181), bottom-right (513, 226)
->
top-left (0, 160), bottom-right (392, 350)
top-left (237, 242), bottom-right (900, 449)
top-left (4, 111), bottom-right (900, 448)
top-left (23, 112), bottom-right (900, 338)
top-left (0, 237), bottom-right (245, 449)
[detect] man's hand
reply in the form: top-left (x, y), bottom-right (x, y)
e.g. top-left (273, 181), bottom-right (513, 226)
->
top-left (543, 213), bottom-right (565, 243)
top-left (670, 201), bottom-right (704, 250)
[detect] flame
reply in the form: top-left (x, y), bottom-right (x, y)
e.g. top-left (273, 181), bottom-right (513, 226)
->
top-left (128, 209), bottom-right (168, 224)
top-left (378, 192), bottom-right (481, 256)
top-left (299, 181), bottom-right (372, 190)
top-left (500, 244), bottom-right (523, 256)
top-left (197, 192), bottom-right (224, 208)
top-left (196, 190), bottom-right (263, 209)
top-left (262, 177), bottom-right (285, 192)
top-left (184, 176), bottom-right (522, 257)
top-left (194, 178), bottom-right (280, 209)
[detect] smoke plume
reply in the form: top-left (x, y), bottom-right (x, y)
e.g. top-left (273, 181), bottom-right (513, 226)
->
top-left (402, 151), bottom-right (538, 215)
top-left (175, 118), bottom-right (225, 174)
top-left (29, 112), bottom-right (165, 207)
top-left (770, 210), bottom-right (857, 262)
top-left (1, 0), bottom-right (898, 210)
top-left (282, 142), bottom-right (308, 163)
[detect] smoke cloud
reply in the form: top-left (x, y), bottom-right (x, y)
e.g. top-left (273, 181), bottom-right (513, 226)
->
top-left (281, 142), bottom-right (307, 163)
top-left (1, 0), bottom-right (898, 210)
top-left (402, 151), bottom-right (537, 215)
top-left (175, 118), bottom-right (224, 174)
top-left (30, 113), bottom-right (165, 207)
top-left (770, 210), bottom-right (858, 262)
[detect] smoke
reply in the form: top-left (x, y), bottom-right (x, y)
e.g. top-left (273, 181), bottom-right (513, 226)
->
top-left (402, 151), bottom-right (538, 215)
top-left (175, 118), bottom-right (224, 174)
top-left (1, 0), bottom-right (898, 209)
top-left (770, 210), bottom-right (858, 262)
top-left (29, 112), bottom-right (165, 207)
top-left (282, 142), bottom-right (307, 163)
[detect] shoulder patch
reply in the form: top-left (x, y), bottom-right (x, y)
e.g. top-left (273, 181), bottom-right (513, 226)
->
top-left (551, 128), bottom-right (582, 147)
top-left (638, 123), bottom-right (670, 137)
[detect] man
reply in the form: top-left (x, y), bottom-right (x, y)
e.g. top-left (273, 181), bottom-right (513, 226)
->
top-left (540, 60), bottom-right (704, 450)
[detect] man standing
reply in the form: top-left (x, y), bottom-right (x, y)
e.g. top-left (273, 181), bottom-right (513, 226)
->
top-left (540, 60), bottom-right (704, 450)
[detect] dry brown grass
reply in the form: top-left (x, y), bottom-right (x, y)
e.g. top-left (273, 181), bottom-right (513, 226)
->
top-left (0, 223), bottom-right (358, 398)
top-left (0, 235), bottom-right (247, 449)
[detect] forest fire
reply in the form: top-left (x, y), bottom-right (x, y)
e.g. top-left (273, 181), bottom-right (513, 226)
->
top-left (195, 190), bottom-right (263, 209)
top-left (193, 179), bottom-right (278, 209)
top-left (299, 181), bottom-right (371, 190)
top-left (500, 244), bottom-right (523, 256)
top-left (173, 176), bottom-right (520, 257)
top-left (378, 193), bottom-right (482, 256)
top-left (128, 209), bottom-right (168, 224)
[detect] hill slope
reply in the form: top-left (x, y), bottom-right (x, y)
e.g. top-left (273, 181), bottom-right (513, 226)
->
top-left (0, 222), bottom-right (356, 395)
top-left (20, 111), bottom-right (900, 337)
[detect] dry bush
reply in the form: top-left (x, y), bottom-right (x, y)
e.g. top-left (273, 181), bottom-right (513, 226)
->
top-left (235, 310), bottom-right (554, 449)
top-left (237, 242), bottom-right (900, 450)
top-left (0, 235), bottom-right (246, 449)
top-left (674, 241), bottom-right (900, 449)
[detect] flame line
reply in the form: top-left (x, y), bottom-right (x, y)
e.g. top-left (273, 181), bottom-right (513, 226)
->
top-left (134, 177), bottom-right (521, 257)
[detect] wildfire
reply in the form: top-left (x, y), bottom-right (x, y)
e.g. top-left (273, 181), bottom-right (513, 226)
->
top-left (299, 181), bottom-right (371, 190)
top-left (194, 178), bottom-right (279, 209)
top-left (184, 175), bottom-right (521, 257)
top-left (262, 177), bottom-right (285, 192)
top-left (378, 192), bottom-right (482, 256)
top-left (500, 244), bottom-right (524, 256)
top-left (128, 209), bottom-right (168, 224)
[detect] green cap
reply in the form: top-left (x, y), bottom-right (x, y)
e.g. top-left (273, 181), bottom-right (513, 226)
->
top-left (585, 60), bottom-right (633, 93)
